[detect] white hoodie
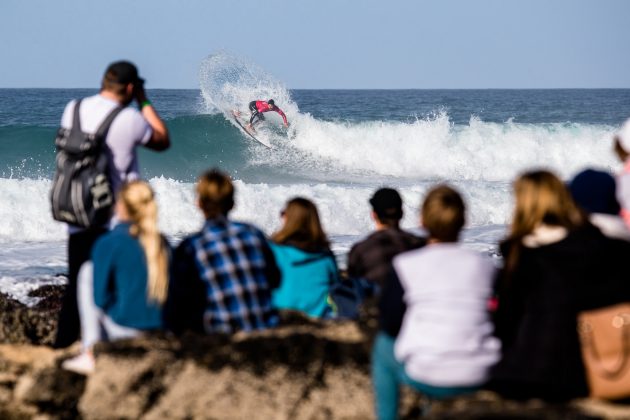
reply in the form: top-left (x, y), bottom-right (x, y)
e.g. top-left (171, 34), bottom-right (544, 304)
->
top-left (393, 243), bottom-right (501, 387)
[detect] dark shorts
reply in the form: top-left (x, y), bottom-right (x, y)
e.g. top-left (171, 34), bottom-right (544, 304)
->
top-left (249, 101), bottom-right (265, 124)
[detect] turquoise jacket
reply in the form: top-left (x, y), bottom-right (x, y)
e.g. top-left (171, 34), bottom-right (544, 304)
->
top-left (92, 223), bottom-right (166, 330)
top-left (270, 243), bottom-right (340, 318)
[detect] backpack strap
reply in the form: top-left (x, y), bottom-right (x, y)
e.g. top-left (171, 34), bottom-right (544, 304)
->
top-left (71, 99), bottom-right (83, 133)
top-left (94, 106), bottom-right (124, 142)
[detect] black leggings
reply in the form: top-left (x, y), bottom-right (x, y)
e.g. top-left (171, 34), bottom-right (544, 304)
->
top-left (249, 101), bottom-right (265, 125)
top-left (53, 227), bottom-right (107, 348)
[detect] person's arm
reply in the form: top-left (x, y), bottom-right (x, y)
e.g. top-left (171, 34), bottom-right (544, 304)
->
top-left (327, 252), bottom-right (341, 285)
top-left (275, 108), bottom-right (289, 127)
top-left (134, 84), bottom-right (170, 151)
top-left (261, 237), bottom-right (281, 289)
top-left (92, 239), bottom-right (115, 311)
top-left (378, 267), bottom-right (406, 337)
top-left (493, 243), bottom-right (529, 345)
top-left (346, 244), bottom-right (365, 280)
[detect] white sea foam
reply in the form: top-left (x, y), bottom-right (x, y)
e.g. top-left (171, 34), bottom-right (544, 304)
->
top-left (0, 176), bottom-right (510, 302)
top-left (255, 113), bottom-right (619, 182)
top-left (0, 177), bottom-right (512, 245)
top-left (0, 275), bottom-right (67, 307)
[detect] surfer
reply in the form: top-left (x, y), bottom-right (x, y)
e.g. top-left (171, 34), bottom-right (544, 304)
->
top-left (246, 99), bottom-right (289, 131)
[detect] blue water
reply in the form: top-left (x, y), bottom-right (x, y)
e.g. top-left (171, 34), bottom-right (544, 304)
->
top-left (0, 52), bottom-right (629, 302)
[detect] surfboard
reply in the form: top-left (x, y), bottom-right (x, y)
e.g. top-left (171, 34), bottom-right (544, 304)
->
top-left (231, 110), bottom-right (273, 149)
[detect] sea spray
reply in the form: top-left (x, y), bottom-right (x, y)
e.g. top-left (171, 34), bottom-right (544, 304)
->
top-left (0, 176), bottom-right (511, 244)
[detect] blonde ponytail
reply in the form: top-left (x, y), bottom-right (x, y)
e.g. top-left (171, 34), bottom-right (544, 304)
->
top-left (119, 181), bottom-right (169, 304)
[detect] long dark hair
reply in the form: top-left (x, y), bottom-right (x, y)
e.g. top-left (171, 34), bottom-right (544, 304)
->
top-left (272, 197), bottom-right (330, 253)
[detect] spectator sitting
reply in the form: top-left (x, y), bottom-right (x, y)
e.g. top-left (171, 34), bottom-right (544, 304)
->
top-left (62, 181), bottom-right (170, 375)
top-left (490, 170), bottom-right (630, 401)
top-left (165, 169), bottom-right (280, 335)
top-left (569, 168), bottom-right (630, 241)
top-left (270, 197), bottom-right (340, 318)
top-left (348, 188), bottom-right (425, 292)
top-left (373, 185), bottom-right (499, 420)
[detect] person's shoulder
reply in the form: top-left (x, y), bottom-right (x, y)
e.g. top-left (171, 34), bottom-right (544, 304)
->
top-left (355, 229), bottom-right (392, 247)
top-left (231, 220), bottom-right (266, 237)
top-left (364, 228), bottom-right (425, 248)
top-left (397, 228), bottom-right (427, 248)
top-left (93, 225), bottom-right (132, 251)
top-left (176, 231), bottom-right (203, 249)
top-left (269, 242), bottom-right (304, 258)
top-left (114, 106), bottom-right (148, 127)
top-left (392, 245), bottom-right (425, 268)
top-left (60, 99), bottom-right (80, 127)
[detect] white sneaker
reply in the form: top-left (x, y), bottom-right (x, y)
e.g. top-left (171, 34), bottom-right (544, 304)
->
top-left (62, 352), bottom-right (95, 375)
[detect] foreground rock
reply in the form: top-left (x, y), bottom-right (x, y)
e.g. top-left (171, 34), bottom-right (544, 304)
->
top-left (1, 289), bottom-right (629, 419)
top-left (0, 282), bottom-right (65, 345)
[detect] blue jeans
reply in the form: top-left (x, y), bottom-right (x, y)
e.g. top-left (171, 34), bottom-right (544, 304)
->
top-left (371, 332), bottom-right (478, 420)
top-left (77, 262), bottom-right (141, 350)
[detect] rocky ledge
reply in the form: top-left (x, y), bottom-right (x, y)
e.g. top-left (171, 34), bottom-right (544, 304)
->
top-left (0, 282), bottom-right (65, 345)
top-left (0, 285), bottom-right (629, 419)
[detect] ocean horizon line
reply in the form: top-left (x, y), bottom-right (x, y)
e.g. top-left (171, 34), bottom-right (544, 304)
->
top-left (2, 87), bottom-right (630, 91)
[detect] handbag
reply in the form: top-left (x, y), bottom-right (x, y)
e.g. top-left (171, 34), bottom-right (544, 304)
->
top-left (577, 303), bottom-right (630, 400)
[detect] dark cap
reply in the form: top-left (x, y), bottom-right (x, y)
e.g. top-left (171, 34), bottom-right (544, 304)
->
top-left (569, 169), bottom-right (620, 215)
top-left (369, 188), bottom-right (403, 220)
top-left (104, 60), bottom-right (144, 85)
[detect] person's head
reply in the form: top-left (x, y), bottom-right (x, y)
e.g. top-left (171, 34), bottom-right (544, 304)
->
top-left (267, 99), bottom-right (275, 109)
top-left (421, 185), bottom-right (465, 243)
top-left (117, 180), bottom-right (168, 304)
top-left (510, 170), bottom-right (584, 239)
top-left (272, 197), bottom-right (329, 252)
top-left (101, 61), bottom-right (144, 105)
top-left (369, 188), bottom-right (404, 229)
top-left (196, 169), bottom-right (235, 219)
top-left (614, 118), bottom-right (630, 163)
top-left (569, 169), bottom-right (620, 216)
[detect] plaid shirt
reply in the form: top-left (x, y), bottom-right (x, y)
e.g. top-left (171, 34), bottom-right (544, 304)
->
top-left (167, 217), bottom-right (279, 334)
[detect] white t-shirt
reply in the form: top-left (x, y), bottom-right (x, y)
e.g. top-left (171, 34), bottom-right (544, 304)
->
top-left (61, 94), bottom-right (152, 196)
top-left (60, 94), bottom-right (152, 231)
top-left (393, 243), bottom-right (501, 387)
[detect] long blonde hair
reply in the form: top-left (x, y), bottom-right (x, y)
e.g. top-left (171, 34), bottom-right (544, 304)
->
top-left (119, 181), bottom-right (169, 304)
top-left (505, 170), bottom-right (585, 272)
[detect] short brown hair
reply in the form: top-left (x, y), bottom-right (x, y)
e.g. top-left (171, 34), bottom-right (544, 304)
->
top-left (197, 169), bottom-right (234, 218)
top-left (421, 185), bottom-right (465, 242)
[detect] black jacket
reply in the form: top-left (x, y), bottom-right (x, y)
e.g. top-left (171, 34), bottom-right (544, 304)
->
top-left (490, 224), bottom-right (630, 401)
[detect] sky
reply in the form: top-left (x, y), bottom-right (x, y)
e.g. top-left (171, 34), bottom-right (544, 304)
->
top-left (1, 0), bottom-right (629, 89)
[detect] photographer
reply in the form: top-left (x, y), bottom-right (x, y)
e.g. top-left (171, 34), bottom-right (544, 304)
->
top-left (53, 60), bottom-right (170, 348)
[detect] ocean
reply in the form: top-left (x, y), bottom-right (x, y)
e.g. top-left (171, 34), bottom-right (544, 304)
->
top-left (1, 53), bottom-right (630, 305)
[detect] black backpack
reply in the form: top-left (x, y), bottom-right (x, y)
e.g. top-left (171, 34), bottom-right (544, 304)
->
top-left (50, 99), bottom-right (123, 228)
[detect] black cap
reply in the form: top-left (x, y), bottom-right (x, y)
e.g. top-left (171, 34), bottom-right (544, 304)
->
top-left (104, 60), bottom-right (144, 85)
top-left (369, 188), bottom-right (403, 220)
top-left (569, 169), bottom-right (620, 215)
